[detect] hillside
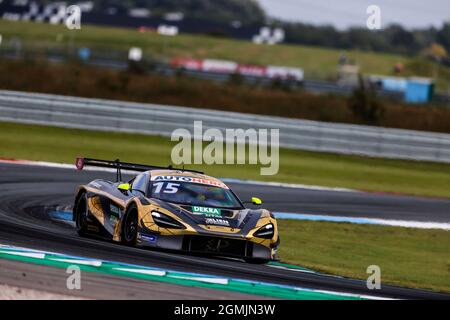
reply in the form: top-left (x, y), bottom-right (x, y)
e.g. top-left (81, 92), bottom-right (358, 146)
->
top-left (1, 20), bottom-right (448, 92)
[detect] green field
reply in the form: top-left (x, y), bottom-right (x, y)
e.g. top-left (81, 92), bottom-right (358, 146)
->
top-left (0, 20), bottom-right (406, 77)
top-left (278, 220), bottom-right (450, 293)
top-left (1, 121), bottom-right (449, 293)
top-left (2, 19), bottom-right (449, 91)
top-left (1, 121), bottom-right (450, 198)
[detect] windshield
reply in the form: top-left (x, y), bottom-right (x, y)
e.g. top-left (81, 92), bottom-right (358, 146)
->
top-left (148, 180), bottom-right (243, 209)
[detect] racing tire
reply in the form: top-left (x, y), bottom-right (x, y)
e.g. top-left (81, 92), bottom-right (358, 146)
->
top-left (74, 192), bottom-right (88, 236)
top-left (122, 204), bottom-right (138, 246)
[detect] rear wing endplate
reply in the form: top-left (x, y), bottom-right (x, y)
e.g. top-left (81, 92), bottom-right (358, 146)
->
top-left (75, 157), bottom-right (203, 182)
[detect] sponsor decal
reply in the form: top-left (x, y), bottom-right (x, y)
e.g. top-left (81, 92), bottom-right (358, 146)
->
top-left (151, 175), bottom-right (229, 189)
top-left (140, 234), bottom-right (157, 243)
top-left (109, 204), bottom-right (120, 217)
top-left (192, 206), bottom-right (221, 217)
top-left (205, 218), bottom-right (230, 226)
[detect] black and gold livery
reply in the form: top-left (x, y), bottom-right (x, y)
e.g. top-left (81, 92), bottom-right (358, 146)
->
top-left (73, 158), bottom-right (279, 263)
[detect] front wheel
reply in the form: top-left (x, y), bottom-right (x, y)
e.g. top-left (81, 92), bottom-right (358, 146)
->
top-left (122, 204), bottom-right (138, 246)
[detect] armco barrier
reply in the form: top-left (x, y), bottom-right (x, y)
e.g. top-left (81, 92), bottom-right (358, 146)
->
top-left (0, 89), bottom-right (449, 163)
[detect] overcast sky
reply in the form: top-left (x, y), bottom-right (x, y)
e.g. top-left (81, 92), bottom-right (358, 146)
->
top-left (256, 0), bottom-right (450, 30)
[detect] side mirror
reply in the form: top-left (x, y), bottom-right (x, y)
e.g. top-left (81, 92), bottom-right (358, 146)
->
top-left (251, 197), bottom-right (262, 205)
top-left (118, 183), bottom-right (131, 192)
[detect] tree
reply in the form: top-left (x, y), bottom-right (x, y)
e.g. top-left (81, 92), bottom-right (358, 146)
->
top-left (348, 75), bottom-right (384, 124)
top-left (436, 22), bottom-right (450, 53)
top-left (423, 43), bottom-right (448, 62)
top-left (84, 0), bottom-right (266, 25)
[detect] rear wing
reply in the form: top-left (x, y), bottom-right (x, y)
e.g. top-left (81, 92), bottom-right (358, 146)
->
top-left (75, 157), bottom-right (203, 182)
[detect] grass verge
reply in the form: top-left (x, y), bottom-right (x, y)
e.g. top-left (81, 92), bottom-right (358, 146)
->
top-left (278, 219), bottom-right (450, 293)
top-left (1, 121), bottom-right (450, 198)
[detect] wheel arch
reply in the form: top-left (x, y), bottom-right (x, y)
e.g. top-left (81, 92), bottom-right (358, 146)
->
top-left (73, 187), bottom-right (87, 221)
top-left (121, 200), bottom-right (140, 244)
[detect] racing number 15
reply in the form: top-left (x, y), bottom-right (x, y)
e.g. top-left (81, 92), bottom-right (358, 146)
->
top-left (153, 182), bottom-right (180, 194)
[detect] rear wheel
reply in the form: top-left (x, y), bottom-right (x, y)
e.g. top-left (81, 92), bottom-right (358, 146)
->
top-left (122, 205), bottom-right (138, 246)
top-left (74, 192), bottom-right (88, 236)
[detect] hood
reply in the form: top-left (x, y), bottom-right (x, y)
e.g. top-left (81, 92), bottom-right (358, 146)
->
top-left (152, 198), bottom-right (262, 230)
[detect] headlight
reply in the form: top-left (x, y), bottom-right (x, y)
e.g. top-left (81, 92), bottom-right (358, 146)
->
top-left (254, 223), bottom-right (274, 239)
top-left (151, 211), bottom-right (185, 229)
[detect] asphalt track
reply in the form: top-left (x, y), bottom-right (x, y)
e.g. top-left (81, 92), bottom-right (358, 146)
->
top-left (0, 162), bottom-right (449, 299)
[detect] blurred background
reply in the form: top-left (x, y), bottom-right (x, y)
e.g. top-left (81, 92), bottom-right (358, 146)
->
top-left (0, 0), bottom-right (449, 132)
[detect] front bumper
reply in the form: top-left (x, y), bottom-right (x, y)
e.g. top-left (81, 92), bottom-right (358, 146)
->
top-left (137, 232), bottom-right (274, 260)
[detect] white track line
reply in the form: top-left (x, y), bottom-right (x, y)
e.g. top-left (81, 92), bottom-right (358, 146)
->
top-left (273, 212), bottom-right (450, 231)
top-left (0, 159), bottom-right (356, 192)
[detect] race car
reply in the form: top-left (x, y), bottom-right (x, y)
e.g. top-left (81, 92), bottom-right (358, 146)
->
top-left (73, 158), bottom-right (279, 263)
